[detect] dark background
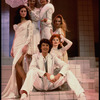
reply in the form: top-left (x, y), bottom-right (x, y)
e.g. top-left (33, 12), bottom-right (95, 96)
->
top-left (1, 0), bottom-right (99, 57)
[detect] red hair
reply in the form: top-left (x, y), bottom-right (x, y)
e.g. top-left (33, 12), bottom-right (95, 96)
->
top-left (50, 34), bottom-right (62, 49)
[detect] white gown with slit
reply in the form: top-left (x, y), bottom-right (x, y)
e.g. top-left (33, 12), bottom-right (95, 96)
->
top-left (2, 20), bottom-right (34, 98)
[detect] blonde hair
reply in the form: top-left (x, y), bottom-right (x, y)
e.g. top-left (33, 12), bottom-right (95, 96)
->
top-left (53, 14), bottom-right (69, 37)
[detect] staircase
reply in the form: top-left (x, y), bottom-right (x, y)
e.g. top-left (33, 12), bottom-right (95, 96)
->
top-left (1, 58), bottom-right (99, 100)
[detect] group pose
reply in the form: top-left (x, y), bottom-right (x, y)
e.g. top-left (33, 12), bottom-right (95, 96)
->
top-left (2, 0), bottom-right (86, 100)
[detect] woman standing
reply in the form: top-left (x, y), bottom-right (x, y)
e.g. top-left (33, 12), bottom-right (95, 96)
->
top-left (25, 0), bottom-right (41, 66)
top-left (2, 5), bottom-right (34, 99)
top-left (26, 0), bottom-right (40, 53)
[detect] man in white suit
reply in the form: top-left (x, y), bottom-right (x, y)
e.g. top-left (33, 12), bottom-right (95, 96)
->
top-left (39, 0), bottom-right (55, 39)
top-left (20, 39), bottom-right (86, 100)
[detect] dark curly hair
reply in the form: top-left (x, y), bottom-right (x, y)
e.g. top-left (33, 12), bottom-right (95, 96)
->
top-left (38, 39), bottom-right (52, 53)
top-left (14, 5), bottom-right (31, 24)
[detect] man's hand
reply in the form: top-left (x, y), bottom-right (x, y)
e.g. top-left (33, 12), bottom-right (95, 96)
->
top-left (41, 18), bottom-right (47, 22)
top-left (44, 73), bottom-right (63, 83)
top-left (44, 73), bottom-right (55, 83)
top-left (44, 73), bottom-right (51, 80)
top-left (52, 73), bottom-right (63, 83)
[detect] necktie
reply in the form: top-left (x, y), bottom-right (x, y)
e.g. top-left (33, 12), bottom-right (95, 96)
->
top-left (44, 60), bottom-right (48, 72)
top-left (43, 59), bottom-right (48, 90)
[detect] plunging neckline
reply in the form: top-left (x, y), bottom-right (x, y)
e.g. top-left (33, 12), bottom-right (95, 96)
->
top-left (17, 20), bottom-right (29, 27)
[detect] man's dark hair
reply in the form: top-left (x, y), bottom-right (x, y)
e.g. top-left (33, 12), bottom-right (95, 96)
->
top-left (38, 39), bottom-right (52, 53)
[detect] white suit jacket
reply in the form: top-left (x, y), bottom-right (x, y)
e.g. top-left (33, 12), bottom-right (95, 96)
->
top-left (29, 53), bottom-right (70, 77)
top-left (39, 3), bottom-right (55, 29)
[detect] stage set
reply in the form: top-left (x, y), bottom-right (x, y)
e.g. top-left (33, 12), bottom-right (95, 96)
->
top-left (1, 0), bottom-right (99, 100)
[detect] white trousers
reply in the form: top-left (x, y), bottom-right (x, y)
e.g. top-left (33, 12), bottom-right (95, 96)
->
top-left (21, 69), bottom-right (84, 97)
top-left (41, 27), bottom-right (52, 39)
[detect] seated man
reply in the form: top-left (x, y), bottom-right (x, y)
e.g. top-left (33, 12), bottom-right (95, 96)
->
top-left (20, 39), bottom-right (86, 100)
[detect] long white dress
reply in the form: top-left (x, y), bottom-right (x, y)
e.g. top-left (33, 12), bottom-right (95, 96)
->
top-left (30, 7), bottom-right (40, 53)
top-left (2, 20), bottom-right (34, 99)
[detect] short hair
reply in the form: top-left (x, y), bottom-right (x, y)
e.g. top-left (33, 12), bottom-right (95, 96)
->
top-left (50, 34), bottom-right (62, 49)
top-left (38, 39), bottom-right (52, 53)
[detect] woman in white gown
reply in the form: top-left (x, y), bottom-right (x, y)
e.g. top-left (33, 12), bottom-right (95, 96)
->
top-left (2, 5), bottom-right (34, 99)
top-left (26, 0), bottom-right (40, 53)
top-left (25, 0), bottom-right (40, 66)
top-left (51, 14), bottom-right (70, 63)
top-left (50, 34), bottom-right (73, 67)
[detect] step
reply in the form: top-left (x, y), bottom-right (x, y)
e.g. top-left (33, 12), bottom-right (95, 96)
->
top-left (29, 90), bottom-right (77, 100)
top-left (2, 89), bottom-right (99, 100)
top-left (1, 66), bottom-right (97, 92)
top-left (79, 79), bottom-right (95, 90)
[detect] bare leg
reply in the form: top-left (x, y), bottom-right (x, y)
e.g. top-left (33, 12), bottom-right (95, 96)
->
top-left (15, 54), bottom-right (26, 95)
top-left (26, 54), bottom-right (32, 67)
top-left (16, 70), bottom-right (22, 96)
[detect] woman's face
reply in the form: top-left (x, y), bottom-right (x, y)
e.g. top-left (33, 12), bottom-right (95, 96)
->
top-left (54, 17), bottom-right (61, 28)
top-left (28, 0), bottom-right (36, 7)
top-left (52, 37), bottom-right (60, 47)
top-left (20, 7), bottom-right (27, 18)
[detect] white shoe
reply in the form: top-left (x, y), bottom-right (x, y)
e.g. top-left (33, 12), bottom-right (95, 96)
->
top-left (78, 93), bottom-right (86, 100)
top-left (7, 92), bottom-right (17, 99)
top-left (20, 93), bottom-right (27, 100)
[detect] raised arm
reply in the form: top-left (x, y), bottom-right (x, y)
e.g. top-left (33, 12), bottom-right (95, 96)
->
top-left (60, 35), bottom-right (73, 52)
top-left (30, 10), bottom-right (40, 21)
top-left (25, 21), bottom-right (33, 46)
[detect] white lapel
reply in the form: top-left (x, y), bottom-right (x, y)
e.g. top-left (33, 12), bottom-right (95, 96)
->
top-left (37, 53), bottom-right (45, 71)
top-left (47, 54), bottom-right (53, 73)
top-left (39, 3), bottom-right (55, 19)
top-left (37, 53), bottom-right (54, 73)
